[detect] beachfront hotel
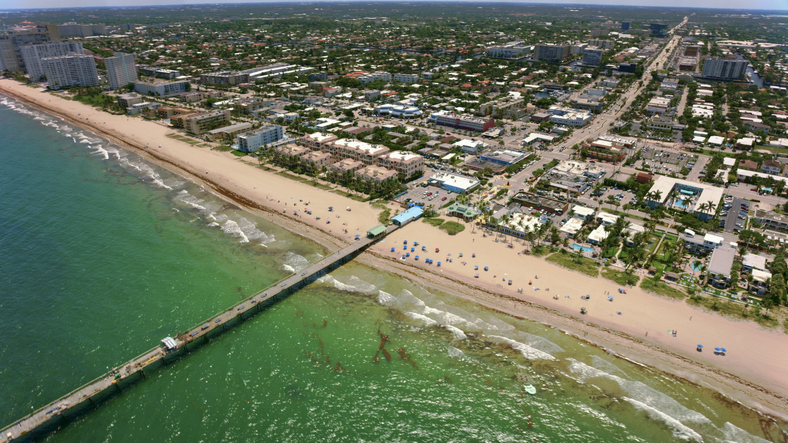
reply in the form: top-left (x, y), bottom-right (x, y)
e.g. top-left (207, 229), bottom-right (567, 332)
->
top-left (41, 53), bottom-right (98, 90)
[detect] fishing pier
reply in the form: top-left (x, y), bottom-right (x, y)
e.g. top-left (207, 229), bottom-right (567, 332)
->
top-left (0, 224), bottom-right (399, 442)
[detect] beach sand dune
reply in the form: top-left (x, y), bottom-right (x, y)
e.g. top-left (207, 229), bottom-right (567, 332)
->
top-left (2, 79), bottom-right (786, 420)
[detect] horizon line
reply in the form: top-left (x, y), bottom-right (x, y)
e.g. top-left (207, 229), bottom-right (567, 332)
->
top-left (1, 1), bottom-right (788, 13)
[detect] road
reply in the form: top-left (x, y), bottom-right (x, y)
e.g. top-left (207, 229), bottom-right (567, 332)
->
top-left (559, 17), bottom-right (689, 152)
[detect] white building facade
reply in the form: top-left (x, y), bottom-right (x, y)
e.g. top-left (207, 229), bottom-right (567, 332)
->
top-left (41, 53), bottom-right (98, 90)
top-left (105, 52), bottom-right (138, 90)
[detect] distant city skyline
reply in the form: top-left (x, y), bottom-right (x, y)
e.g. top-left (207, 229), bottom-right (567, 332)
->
top-left (1, 0), bottom-right (787, 12)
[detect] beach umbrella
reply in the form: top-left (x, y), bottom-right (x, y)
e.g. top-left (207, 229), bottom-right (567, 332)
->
top-left (484, 266), bottom-right (489, 271)
top-left (720, 348), bottom-right (727, 353)
top-left (415, 255), bottom-right (419, 260)
top-left (714, 347), bottom-right (721, 352)
top-left (437, 262), bottom-right (441, 267)
top-left (697, 344), bottom-right (703, 348)
top-left (355, 234), bottom-right (360, 239)
top-left (404, 240), bottom-right (407, 244)
top-left (391, 247), bottom-right (395, 252)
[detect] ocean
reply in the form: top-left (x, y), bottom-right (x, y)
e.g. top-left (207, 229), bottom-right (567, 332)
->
top-left (0, 95), bottom-right (783, 442)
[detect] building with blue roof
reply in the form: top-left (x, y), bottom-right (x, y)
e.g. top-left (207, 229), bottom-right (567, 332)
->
top-left (392, 206), bottom-right (424, 226)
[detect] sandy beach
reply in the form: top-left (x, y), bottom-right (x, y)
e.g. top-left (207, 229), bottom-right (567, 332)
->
top-left (2, 79), bottom-right (787, 421)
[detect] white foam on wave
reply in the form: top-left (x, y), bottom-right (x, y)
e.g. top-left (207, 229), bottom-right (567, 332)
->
top-left (221, 219), bottom-right (249, 243)
top-left (624, 397), bottom-right (703, 442)
top-left (447, 346), bottom-right (464, 358)
top-left (444, 325), bottom-right (467, 340)
top-left (118, 157), bottom-right (172, 190)
top-left (572, 402), bottom-right (627, 429)
top-left (377, 290), bottom-right (395, 305)
top-left (234, 215), bottom-right (274, 244)
top-left (404, 311), bottom-right (438, 327)
top-left (88, 144), bottom-right (109, 160)
top-left (486, 335), bottom-right (556, 361)
top-left (175, 190), bottom-right (208, 212)
top-left (721, 422), bottom-right (770, 443)
top-left (282, 252), bottom-right (309, 273)
top-left (568, 359), bottom-right (712, 436)
top-left (316, 274), bottom-right (378, 295)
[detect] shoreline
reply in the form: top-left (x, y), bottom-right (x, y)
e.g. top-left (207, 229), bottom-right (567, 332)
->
top-left (2, 80), bottom-right (787, 424)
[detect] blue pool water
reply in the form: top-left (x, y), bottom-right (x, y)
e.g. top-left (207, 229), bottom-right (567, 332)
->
top-left (674, 199), bottom-right (690, 208)
top-left (571, 244), bottom-right (594, 253)
top-left (691, 262), bottom-right (703, 272)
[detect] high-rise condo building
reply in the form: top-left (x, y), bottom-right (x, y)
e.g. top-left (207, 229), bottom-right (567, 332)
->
top-left (0, 23), bottom-right (59, 73)
top-left (20, 42), bottom-right (83, 81)
top-left (533, 44), bottom-right (571, 63)
top-left (105, 52), bottom-right (138, 89)
top-left (701, 59), bottom-right (748, 80)
top-left (41, 53), bottom-right (99, 90)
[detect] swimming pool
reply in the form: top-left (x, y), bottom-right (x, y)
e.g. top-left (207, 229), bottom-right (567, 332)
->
top-left (691, 262), bottom-right (702, 272)
top-left (674, 199), bottom-right (690, 209)
top-left (571, 244), bottom-right (594, 253)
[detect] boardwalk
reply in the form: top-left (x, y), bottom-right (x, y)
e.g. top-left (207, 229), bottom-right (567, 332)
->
top-left (0, 224), bottom-right (398, 442)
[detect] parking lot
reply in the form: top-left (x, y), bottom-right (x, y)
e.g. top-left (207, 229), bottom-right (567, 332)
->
top-left (635, 147), bottom-right (694, 177)
top-left (721, 196), bottom-right (750, 233)
top-left (398, 180), bottom-right (455, 207)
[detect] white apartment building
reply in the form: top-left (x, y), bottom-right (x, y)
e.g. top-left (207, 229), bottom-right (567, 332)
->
top-left (358, 71), bottom-right (391, 84)
top-left (105, 52), bottom-right (138, 90)
top-left (134, 79), bottom-right (190, 97)
top-left (392, 73), bottom-right (419, 83)
top-left (549, 110), bottom-right (592, 127)
top-left (20, 42), bottom-right (83, 82)
top-left (237, 125), bottom-right (284, 153)
top-left (701, 59), bottom-right (748, 80)
top-left (41, 53), bottom-right (98, 90)
top-left (301, 132), bottom-right (338, 151)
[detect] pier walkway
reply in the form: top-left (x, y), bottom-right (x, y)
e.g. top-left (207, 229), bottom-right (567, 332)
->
top-left (0, 224), bottom-right (398, 442)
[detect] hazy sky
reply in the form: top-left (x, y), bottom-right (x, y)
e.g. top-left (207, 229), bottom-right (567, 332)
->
top-left (2, 0), bottom-right (787, 11)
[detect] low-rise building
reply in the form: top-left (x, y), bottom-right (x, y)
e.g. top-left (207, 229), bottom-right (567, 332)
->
top-left (357, 71), bottom-right (391, 84)
top-left (587, 225), bottom-right (609, 245)
top-left (582, 139), bottom-right (625, 163)
top-left (116, 92), bottom-right (143, 109)
top-left (559, 218), bottom-right (584, 237)
top-left (683, 231), bottom-right (724, 255)
top-left (134, 79), bottom-right (190, 97)
top-left (572, 205), bottom-right (596, 220)
top-left (356, 165), bottom-right (398, 183)
top-left (645, 97), bottom-right (671, 115)
top-left (752, 210), bottom-right (788, 231)
top-left (330, 139), bottom-right (390, 164)
top-left (392, 73), bottom-right (419, 83)
top-left (275, 144), bottom-right (309, 158)
top-left (206, 122), bottom-right (253, 142)
top-left (510, 192), bottom-right (570, 215)
top-left (184, 110), bottom-right (231, 135)
top-left (708, 245), bottom-right (737, 289)
top-left (331, 158), bottom-right (364, 174)
top-left (762, 160), bottom-right (783, 175)
top-left (302, 151), bottom-right (332, 169)
top-left (377, 151), bottom-right (424, 177)
top-left (429, 172), bottom-right (480, 194)
top-left (749, 269), bottom-right (772, 295)
top-left (301, 132), bottom-right (338, 151)
top-left (431, 111), bottom-right (495, 132)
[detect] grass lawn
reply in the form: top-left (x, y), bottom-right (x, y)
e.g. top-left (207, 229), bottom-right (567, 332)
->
top-left (601, 268), bottom-right (640, 286)
top-left (531, 245), bottom-right (555, 257)
top-left (231, 150), bottom-right (247, 157)
top-left (546, 250), bottom-right (600, 277)
top-left (640, 277), bottom-right (686, 299)
top-left (440, 221), bottom-right (465, 235)
top-left (166, 133), bottom-right (200, 146)
top-left (602, 246), bottom-right (619, 259)
top-left (687, 295), bottom-right (778, 328)
top-left (422, 217), bottom-right (445, 227)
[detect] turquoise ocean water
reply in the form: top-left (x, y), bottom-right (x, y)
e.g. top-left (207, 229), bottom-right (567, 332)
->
top-left (0, 96), bottom-right (784, 442)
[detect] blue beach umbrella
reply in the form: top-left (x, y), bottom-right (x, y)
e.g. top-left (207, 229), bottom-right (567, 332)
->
top-left (697, 344), bottom-right (703, 348)
top-left (720, 348), bottom-right (727, 353)
top-left (714, 347), bottom-right (721, 352)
